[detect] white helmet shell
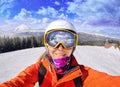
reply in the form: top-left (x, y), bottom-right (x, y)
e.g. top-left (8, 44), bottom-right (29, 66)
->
top-left (45, 20), bottom-right (76, 33)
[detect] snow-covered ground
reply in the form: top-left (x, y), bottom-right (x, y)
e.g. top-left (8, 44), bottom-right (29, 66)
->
top-left (0, 46), bottom-right (120, 84)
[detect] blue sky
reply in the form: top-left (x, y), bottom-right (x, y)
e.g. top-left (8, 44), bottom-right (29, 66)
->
top-left (0, 0), bottom-right (120, 36)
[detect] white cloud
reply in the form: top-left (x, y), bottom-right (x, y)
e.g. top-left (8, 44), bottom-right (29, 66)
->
top-left (1, 0), bottom-right (120, 32)
top-left (0, 19), bottom-right (20, 31)
top-left (30, 18), bottom-right (51, 29)
top-left (36, 7), bottom-right (58, 18)
top-left (36, 6), bottom-right (69, 20)
top-left (42, 18), bottom-right (50, 23)
top-left (59, 7), bottom-right (65, 12)
top-left (0, 17), bottom-right (50, 31)
top-left (0, 6), bottom-right (53, 31)
top-left (0, 8), bottom-right (50, 31)
top-left (0, 0), bottom-right (14, 18)
top-left (54, 1), bottom-right (60, 5)
top-left (67, 0), bottom-right (120, 26)
top-left (14, 8), bottom-right (32, 20)
top-left (57, 13), bottom-right (68, 19)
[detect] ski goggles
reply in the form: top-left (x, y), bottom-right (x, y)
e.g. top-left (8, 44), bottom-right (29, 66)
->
top-left (44, 29), bottom-right (78, 48)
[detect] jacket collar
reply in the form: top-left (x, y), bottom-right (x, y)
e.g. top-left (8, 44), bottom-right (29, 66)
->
top-left (42, 54), bottom-right (82, 79)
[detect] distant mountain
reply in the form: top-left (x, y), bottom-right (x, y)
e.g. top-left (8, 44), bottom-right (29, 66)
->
top-left (0, 24), bottom-right (45, 37)
top-left (13, 30), bottom-right (115, 40)
top-left (99, 28), bottom-right (120, 38)
top-left (78, 32), bottom-right (119, 45)
top-left (0, 26), bottom-right (119, 44)
top-left (14, 24), bottom-right (29, 32)
top-left (11, 24), bottom-right (44, 37)
top-left (77, 26), bottom-right (120, 39)
top-left (13, 31), bottom-right (44, 37)
top-left (78, 32), bottom-right (109, 41)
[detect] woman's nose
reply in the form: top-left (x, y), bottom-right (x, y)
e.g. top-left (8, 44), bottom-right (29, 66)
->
top-left (57, 44), bottom-right (65, 50)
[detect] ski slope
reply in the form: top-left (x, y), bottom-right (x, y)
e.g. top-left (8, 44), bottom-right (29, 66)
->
top-left (0, 46), bottom-right (120, 85)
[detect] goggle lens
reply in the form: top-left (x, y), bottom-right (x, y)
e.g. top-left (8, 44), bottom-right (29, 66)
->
top-left (45, 30), bottom-right (77, 48)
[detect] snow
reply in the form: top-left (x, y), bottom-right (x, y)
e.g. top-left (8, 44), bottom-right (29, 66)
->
top-left (14, 24), bottom-right (29, 32)
top-left (74, 46), bottom-right (120, 75)
top-left (0, 46), bottom-right (120, 85)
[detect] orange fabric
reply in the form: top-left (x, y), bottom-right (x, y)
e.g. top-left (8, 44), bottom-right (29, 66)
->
top-left (0, 56), bottom-right (120, 87)
top-left (38, 58), bottom-right (82, 87)
top-left (0, 61), bottom-right (41, 87)
top-left (83, 67), bottom-right (120, 87)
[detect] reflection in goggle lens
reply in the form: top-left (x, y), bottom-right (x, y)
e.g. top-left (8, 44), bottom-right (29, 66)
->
top-left (46, 30), bottom-right (76, 48)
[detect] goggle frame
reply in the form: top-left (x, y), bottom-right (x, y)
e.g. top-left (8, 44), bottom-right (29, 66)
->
top-left (44, 28), bottom-right (78, 48)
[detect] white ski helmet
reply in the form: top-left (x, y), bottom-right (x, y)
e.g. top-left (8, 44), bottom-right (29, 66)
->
top-left (45, 20), bottom-right (77, 33)
top-left (44, 20), bottom-right (78, 48)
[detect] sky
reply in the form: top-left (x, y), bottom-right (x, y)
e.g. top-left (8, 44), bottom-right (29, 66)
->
top-left (0, 0), bottom-right (120, 33)
top-left (0, 46), bottom-right (120, 85)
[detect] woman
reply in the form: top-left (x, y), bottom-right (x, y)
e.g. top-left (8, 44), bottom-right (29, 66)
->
top-left (0, 20), bottom-right (120, 87)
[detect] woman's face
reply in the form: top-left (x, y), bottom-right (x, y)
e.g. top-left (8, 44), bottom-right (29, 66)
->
top-left (47, 45), bottom-right (73, 59)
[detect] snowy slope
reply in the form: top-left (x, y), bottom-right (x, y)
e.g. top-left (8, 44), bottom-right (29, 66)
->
top-left (0, 46), bottom-right (120, 84)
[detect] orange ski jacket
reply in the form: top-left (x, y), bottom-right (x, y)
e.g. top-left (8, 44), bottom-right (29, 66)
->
top-left (0, 54), bottom-right (120, 87)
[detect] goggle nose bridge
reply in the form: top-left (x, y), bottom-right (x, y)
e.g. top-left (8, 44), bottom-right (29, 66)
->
top-left (54, 42), bottom-right (66, 48)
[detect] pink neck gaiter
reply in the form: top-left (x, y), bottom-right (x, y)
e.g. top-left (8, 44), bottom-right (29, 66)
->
top-left (52, 57), bottom-right (71, 74)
